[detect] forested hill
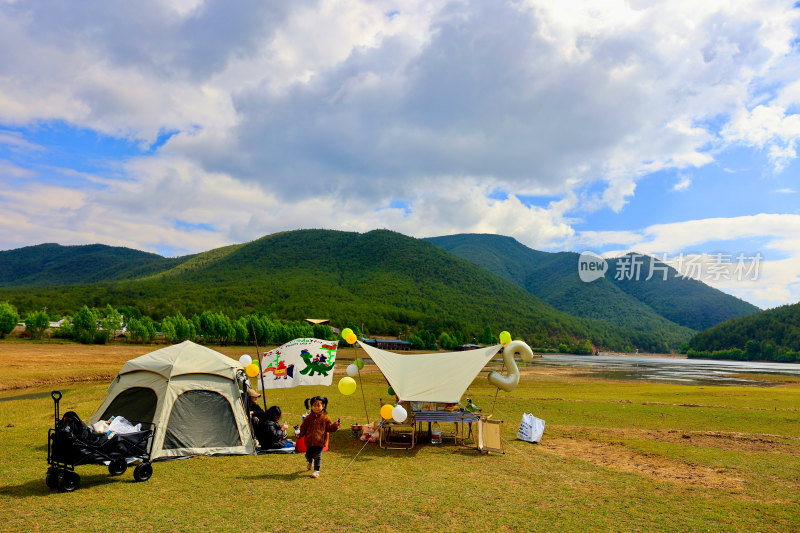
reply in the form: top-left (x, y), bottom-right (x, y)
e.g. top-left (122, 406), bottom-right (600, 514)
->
top-left (0, 229), bottom-right (692, 351)
top-left (605, 254), bottom-right (759, 331)
top-left (689, 302), bottom-right (800, 354)
top-left (0, 243), bottom-right (189, 287)
top-left (427, 234), bottom-right (759, 332)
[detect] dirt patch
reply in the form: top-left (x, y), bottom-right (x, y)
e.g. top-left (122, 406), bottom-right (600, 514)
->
top-left (555, 425), bottom-right (800, 456)
top-left (539, 435), bottom-right (746, 490)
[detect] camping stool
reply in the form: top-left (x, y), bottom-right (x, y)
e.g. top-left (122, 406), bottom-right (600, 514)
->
top-left (475, 417), bottom-right (504, 454)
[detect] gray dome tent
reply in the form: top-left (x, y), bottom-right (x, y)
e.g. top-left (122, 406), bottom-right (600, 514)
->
top-left (90, 341), bottom-right (256, 459)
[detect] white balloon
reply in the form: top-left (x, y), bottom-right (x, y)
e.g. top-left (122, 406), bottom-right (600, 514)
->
top-left (392, 405), bottom-right (408, 423)
top-left (346, 364), bottom-right (359, 377)
top-left (239, 354), bottom-right (252, 366)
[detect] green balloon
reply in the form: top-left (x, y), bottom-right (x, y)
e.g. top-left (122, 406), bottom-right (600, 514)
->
top-left (388, 386), bottom-right (395, 396)
top-left (354, 359), bottom-right (364, 370)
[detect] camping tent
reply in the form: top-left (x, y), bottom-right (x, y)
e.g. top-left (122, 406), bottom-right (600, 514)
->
top-left (357, 341), bottom-right (502, 403)
top-left (90, 340), bottom-right (256, 459)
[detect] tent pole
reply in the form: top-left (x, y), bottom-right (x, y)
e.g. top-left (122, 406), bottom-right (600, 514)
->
top-left (250, 318), bottom-right (268, 414)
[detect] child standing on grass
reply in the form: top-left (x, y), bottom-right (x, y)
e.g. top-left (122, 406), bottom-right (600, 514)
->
top-left (297, 396), bottom-right (340, 478)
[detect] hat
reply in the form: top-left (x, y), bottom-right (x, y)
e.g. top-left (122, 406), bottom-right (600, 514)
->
top-left (246, 387), bottom-right (261, 399)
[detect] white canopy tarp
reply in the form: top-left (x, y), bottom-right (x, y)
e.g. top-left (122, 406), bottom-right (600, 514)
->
top-left (357, 341), bottom-right (501, 403)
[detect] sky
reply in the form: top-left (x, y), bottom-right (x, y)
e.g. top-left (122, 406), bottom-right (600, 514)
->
top-left (1, 0), bottom-right (799, 310)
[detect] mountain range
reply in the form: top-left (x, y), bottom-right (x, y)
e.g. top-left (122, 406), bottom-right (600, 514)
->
top-left (0, 230), bottom-right (761, 351)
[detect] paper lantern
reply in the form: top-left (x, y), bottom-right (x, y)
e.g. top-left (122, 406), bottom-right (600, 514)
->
top-left (380, 404), bottom-right (394, 419)
top-left (238, 354), bottom-right (252, 366)
top-left (392, 405), bottom-right (408, 423)
top-left (499, 331), bottom-right (512, 345)
top-left (345, 332), bottom-right (357, 344)
top-left (338, 377), bottom-right (357, 395)
top-left (354, 359), bottom-right (364, 370)
top-left (346, 364), bottom-right (359, 377)
top-left (245, 364), bottom-right (259, 377)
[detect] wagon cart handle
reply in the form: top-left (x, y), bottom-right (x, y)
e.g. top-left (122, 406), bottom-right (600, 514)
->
top-left (51, 390), bottom-right (62, 426)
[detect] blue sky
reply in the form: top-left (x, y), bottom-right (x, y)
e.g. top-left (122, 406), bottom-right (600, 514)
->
top-left (1, 0), bottom-right (800, 309)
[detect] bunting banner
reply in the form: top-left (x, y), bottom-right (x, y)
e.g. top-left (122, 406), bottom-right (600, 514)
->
top-left (257, 338), bottom-right (338, 390)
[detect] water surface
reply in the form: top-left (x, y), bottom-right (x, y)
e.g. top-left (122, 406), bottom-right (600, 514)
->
top-left (529, 354), bottom-right (800, 386)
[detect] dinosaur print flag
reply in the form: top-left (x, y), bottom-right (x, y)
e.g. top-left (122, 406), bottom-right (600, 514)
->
top-left (256, 338), bottom-right (338, 390)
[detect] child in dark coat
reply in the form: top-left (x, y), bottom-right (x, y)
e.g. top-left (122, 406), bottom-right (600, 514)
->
top-left (255, 406), bottom-right (293, 451)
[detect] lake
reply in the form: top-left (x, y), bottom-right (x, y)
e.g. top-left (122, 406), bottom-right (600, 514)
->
top-left (529, 353), bottom-right (800, 386)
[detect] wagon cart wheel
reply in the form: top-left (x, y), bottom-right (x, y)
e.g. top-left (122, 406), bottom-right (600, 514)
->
top-left (57, 471), bottom-right (80, 492)
top-left (133, 462), bottom-right (153, 482)
top-left (108, 458), bottom-right (127, 476)
top-left (45, 468), bottom-right (63, 490)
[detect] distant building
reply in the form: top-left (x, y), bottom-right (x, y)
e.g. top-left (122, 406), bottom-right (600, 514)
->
top-left (362, 338), bottom-right (412, 351)
top-left (458, 344), bottom-right (483, 351)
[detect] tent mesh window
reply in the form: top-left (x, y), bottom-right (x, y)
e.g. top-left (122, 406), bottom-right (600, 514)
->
top-left (163, 390), bottom-right (242, 450)
top-left (100, 387), bottom-right (158, 425)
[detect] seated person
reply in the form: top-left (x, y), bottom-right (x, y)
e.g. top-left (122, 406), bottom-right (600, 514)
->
top-left (253, 405), bottom-right (294, 451)
top-left (246, 386), bottom-right (265, 417)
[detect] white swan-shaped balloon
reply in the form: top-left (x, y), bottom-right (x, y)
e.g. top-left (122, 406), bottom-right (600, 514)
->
top-left (488, 340), bottom-right (534, 392)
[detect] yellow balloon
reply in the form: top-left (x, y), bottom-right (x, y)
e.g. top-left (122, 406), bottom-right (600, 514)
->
top-left (338, 377), bottom-right (357, 395)
top-left (341, 328), bottom-right (353, 339)
top-left (245, 363), bottom-right (259, 377)
top-left (345, 332), bottom-right (357, 344)
top-left (380, 404), bottom-right (394, 420)
top-left (499, 331), bottom-right (512, 345)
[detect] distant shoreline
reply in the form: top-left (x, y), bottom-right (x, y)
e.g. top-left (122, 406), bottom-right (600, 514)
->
top-left (593, 351), bottom-right (686, 359)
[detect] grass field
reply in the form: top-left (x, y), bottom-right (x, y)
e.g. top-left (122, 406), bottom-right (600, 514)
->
top-left (1, 341), bottom-right (799, 532)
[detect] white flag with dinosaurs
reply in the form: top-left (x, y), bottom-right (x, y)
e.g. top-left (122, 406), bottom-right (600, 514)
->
top-left (257, 338), bottom-right (338, 390)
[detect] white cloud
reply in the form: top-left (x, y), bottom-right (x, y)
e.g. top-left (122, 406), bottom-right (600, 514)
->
top-left (1, 1), bottom-right (800, 308)
top-left (723, 104), bottom-right (800, 172)
top-left (673, 175), bottom-right (692, 191)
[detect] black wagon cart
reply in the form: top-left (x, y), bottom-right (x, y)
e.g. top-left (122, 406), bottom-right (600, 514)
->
top-left (46, 391), bottom-right (155, 492)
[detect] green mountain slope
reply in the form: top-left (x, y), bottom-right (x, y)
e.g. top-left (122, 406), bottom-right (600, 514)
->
top-left (427, 234), bottom-right (693, 347)
top-left (606, 254), bottom-right (760, 331)
top-left (427, 234), bottom-right (759, 333)
top-left (0, 243), bottom-right (189, 287)
top-left (143, 243), bottom-right (244, 279)
top-left (688, 302), bottom-right (800, 353)
top-left (0, 229), bottom-right (687, 350)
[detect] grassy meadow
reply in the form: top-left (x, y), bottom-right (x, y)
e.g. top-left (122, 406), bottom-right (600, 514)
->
top-left (0, 341), bottom-right (799, 532)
